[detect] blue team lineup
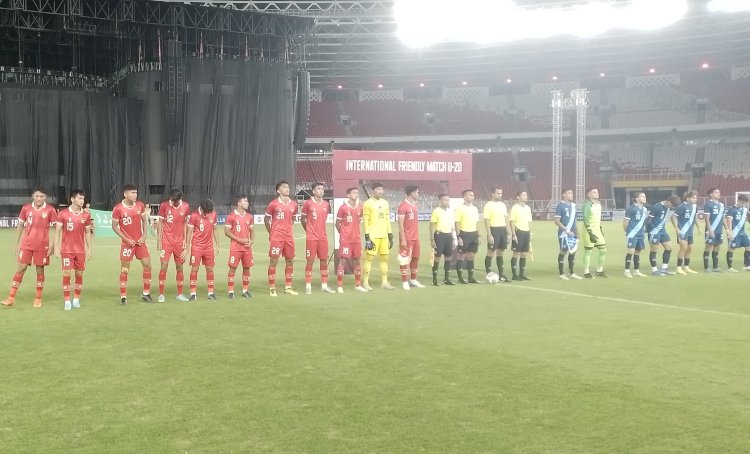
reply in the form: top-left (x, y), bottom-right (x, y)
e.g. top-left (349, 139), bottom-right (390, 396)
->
top-left (2, 182), bottom-right (750, 310)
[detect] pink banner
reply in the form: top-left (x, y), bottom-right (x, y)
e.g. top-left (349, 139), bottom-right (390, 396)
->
top-left (332, 150), bottom-right (472, 181)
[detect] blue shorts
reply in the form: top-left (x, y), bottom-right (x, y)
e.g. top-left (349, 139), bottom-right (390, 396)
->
top-left (677, 235), bottom-right (694, 245)
top-left (705, 232), bottom-right (724, 245)
top-left (649, 231), bottom-right (671, 245)
top-left (626, 238), bottom-right (645, 251)
top-left (729, 235), bottom-right (750, 249)
top-left (559, 235), bottom-right (578, 251)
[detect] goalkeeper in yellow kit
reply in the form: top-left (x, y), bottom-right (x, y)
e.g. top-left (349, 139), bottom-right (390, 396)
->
top-left (362, 182), bottom-right (394, 290)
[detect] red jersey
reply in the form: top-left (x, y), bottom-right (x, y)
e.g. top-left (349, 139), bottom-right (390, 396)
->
top-left (188, 209), bottom-right (217, 251)
top-left (302, 198), bottom-right (329, 240)
top-left (397, 200), bottom-right (420, 242)
top-left (18, 203), bottom-right (57, 251)
top-left (225, 209), bottom-right (253, 252)
top-left (336, 202), bottom-right (362, 244)
top-left (112, 201), bottom-right (147, 242)
top-left (56, 207), bottom-right (92, 254)
top-left (265, 198), bottom-right (297, 241)
top-left (158, 200), bottom-right (190, 248)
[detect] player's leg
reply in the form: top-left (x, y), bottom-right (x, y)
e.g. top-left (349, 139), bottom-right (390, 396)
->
top-left (205, 263), bottom-right (216, 300)
top-left (119, 259), bottom-right (132, 304)
top-left (283, 241), bottom-right (297, 295)
top-left (703, 241), bottom-right (713, 272)
top-left (676, 239), bottom-right (688, 274)
top-left (684, 239), bottom-right (697, 273)
top-left (595, 232), bottom-right (608, 276)
top-left (558, 238), bottom-right (568, 278)
top-left (304, 240), bottom-right (315, 294)
top-left (73, 268), bottom-right (84, 308)
top-left (174, 257), bottom-right (187, 300)
top-left (139, 256), bottom-right (154, 302)
top-left (241, 265), bottom-right (252, 298)
top-left (485, 230), bottom-right (497, 274)
top-left (624, 242), bottom-right (635, 277)
top-left (648, 237), bottom-right (660, 274)
top-left (711, 234), bottom-right (722, 271)
top-left (158, 252), bottom-right (170, 301)
top-left (227, 252), bottom-right (238, 298)
top-left (496, 234), bottom-right (508, 280)
top-left (268, 243), bottom-right (281, 295)
top-left (726, 245), bottom-right (736, 271)
top-left (353, 257), bottom-right (365, 291)
top-left (744, 245), bottom-right (750, 270)
top-left (2, 261), bottom-right (30, 306)
top-left (632, 241), bottom-right (645, 276)
top-left (409, 241), bottom-right (422, 287)
top-left (661, 240), bottom-right (674, 274)
top-left (62, 268), bottom-right (73, 310)
top-left (189, 255), bottom-right (201, 300)
top-left (517, 232), bottom-right (530, 280)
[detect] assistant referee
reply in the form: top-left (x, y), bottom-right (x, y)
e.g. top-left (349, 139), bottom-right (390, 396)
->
top-left (509, 190), bottom-right (533, 281)
top-left (454, 189), bottom-right (480, 284)
top-left (430, 194), bottom-right (456, 286)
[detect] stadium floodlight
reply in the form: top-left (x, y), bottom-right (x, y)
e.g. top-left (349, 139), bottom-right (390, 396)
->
top-left (462, 81), bottom-right (468, 86)
top-left (701, 62), bottom-right (710, 69)
top-left (599, 72), bottom-right (606, 77)
top-left (707, 0), bottom-right (750, 13)
top-left (394, 0), bottom-right (688, 48)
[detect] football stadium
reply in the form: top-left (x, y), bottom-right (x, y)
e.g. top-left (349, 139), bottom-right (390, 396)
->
top-left (2, 0), bottom-right (750, 451)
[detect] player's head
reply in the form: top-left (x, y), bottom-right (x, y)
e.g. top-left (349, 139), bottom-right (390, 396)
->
top-left (168, 188), bottom-right (183, 203)
top-left (462, 189), bottom-right (475, 204)
top-left (275, 181), bottom-right (290, 197)
top-left (200, 199), bottom-right (214, 213)
top-left (371, 182), bottom-right (384, 199)
top-left (405, 185), bottom-right (419, 200)
top-left (683, 190), bottom-right (698, 204)
top-left (737, 194), bottom-right (749, 207)
top-left (633, 191), bottom-right (646, 205)
top-left (438, 193), bottom-right (450, 208)
top-left (516, 191), bottom-right (528, 203)
top-left (667, 195), bottom-right (682, 208)
top-left (491, 186), bottom-right (503, 201)
top-left (707, 188), bottom-right (720, 199)
top-left (69, 189), bottom-right (86, 208)
top-left (233, 193), bottom-right (249, 210)
top-left (311, 182), bottom-right (325, 199)
top-left (346, 187), bottom-right (360, 202)
top-left (586, 187), bottom-right (599, 201)
top-left (122, 184), bottom-right (138, 202)
top-left (32, 187), bottom-right (47, 206)
top-left (562, 189), bottom-right (574, 201)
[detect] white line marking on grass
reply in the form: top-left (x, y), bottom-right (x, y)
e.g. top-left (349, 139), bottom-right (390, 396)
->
top-left (510, 285), bottom-right (750, 319)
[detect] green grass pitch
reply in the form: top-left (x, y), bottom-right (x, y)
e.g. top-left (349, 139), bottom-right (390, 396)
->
top-left (1, 221), bottom-right (749, 452)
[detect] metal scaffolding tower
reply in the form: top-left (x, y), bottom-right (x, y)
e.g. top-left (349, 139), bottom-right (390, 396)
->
top-left (549, 89), bottom-right (588, 208)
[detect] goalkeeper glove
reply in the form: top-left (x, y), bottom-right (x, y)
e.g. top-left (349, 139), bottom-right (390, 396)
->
top-left (388, 233), bottom-right (394, 249)
top-left (365, 234), bottom-right (375, 251)
top-left (587, 229), bottom-right (599, 243)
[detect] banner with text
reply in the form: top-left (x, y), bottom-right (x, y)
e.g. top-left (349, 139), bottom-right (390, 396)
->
top-left (332, 150), bottom-right (472, 182)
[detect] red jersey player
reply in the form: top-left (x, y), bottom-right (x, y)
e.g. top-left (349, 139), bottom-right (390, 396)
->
top-left (112, 184), bottom-right (153, 305)
top-left (397, 185), bottom-right (425, 290)
top-left (157, 189), bottom-right (190, 302)
top-left (301, 182), bottom-right (335, 295)
top-left (54, 189), bottom-right (93, 311)
top-left (264, 181), bottom-right (298, 297)
top-left (186, 199), bottom-right (219, 301)
top-left (2, 187), bottom-right (57, 308)
top-left (335, 187), bottom-right (368, 293)
top-left (224, 194), bottom-right (255, 299)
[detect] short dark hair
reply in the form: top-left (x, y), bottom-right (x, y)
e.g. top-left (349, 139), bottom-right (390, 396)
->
top-left (516, 191), bottom-right (526, 198)
top-left (683, 190), bottom-right (697, 200)
top-left (438, 193), bottom-right (449, 199)
top-left (32, 186), bottom-right (46, 195)
top-left (346, 187), bottom-right (359, 195)
top-left (632, 191), bottom-right (645, 200)
top-left (404, 185), bottom-right (419, 196)
top-left (169, 188), bottom-right (183, 201)
top-left (233, 193), bottom-right (247, 206)
top-left (275, 181), bottom-right (289, 191)
top-left (462, 189), bottom-right (474, 197)
top-left (69, 189), bottom-right (85, 202)
top-left (707, 188), bottom-right (719, 196)
top-left (371, 182), bottom-right (384, 190)
top-left (738, 194), bottom-right (749, 203)
top-left (122, 184), bottom-right (137, 193)
top-left (200, 199), bottom-right (215, 213)
top-left (562, 188), bottom-right (573, 195)
top-left (667, 196), bottom-right (682, 207)
top-left (492, 186), bottom-right (503, 193)
top-left (311, 182), bottom-right (325, 191)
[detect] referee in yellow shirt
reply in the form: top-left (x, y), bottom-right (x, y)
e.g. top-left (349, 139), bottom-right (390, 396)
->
top-left (509, 190), bottom-right (533, 280)
top-left (362, 182), bottom-right (394, 290)
top-left (483, 186), bottom-right (512, 282)
top-left (454, 189), bottom-right (480, 284)
top-left (429, 194), bottom-right (457, 286)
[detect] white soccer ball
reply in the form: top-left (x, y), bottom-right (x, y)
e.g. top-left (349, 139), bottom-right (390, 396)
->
top-left (486, 272), bottom-right (500, 284)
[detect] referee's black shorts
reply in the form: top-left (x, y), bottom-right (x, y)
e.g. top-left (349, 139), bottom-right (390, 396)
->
top-left (458, 230), bottom-right (479, 254)
top-left (512, 230), bottom-right (531, 253)
top-left (488, 227), bottom-right (508, 250)
top-left (433, 232), bottom-right (454, 257)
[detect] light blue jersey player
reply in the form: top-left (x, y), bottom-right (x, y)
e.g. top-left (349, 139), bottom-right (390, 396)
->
top-left (647, 196), bottom-right (681, 276)
top-left (724, 194), bottom-right (750, 272)
top-left (554, 189), bottom-right (581, 280)
top-left (671, 191), bottom-right (699, 274)
top-left (703, 188), bottom-right (726, 272)
top-left (623, 192), bottom-right (649, 278)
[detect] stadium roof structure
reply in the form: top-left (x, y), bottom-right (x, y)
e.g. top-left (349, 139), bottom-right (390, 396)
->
top-left (162, 0), bottom-right (750, 89)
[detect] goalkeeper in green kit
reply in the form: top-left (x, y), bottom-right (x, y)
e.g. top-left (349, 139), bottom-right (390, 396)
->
top-left (582, 187), bottom-right (608, 278)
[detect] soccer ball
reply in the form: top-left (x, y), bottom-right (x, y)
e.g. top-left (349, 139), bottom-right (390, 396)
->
top-left (486, 272), bottom-right (500, 284)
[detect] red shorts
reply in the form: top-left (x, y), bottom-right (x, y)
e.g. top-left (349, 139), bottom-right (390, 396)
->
top-left (269, 240), bottom-right (295, 259)
top-left (61, 253), bottom-right (86, 271)
top-left (160, 245), bottom-right (185, 264)
top-left (399, 240), bottom-right (421, 258)
top-left (339, 242), bottom-right (362, 259)
top-left (18, 249), bottom-right (50, 267)
top-left (190, 248), bottom-right (216, 267)
top-left (228, 249), bottom-right (254, 268)
top-left (305, 238), bottom-right (329, 260)
top-left (120, 243), bottom-right (150, 262)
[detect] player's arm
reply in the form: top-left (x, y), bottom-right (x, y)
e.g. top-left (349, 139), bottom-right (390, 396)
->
top-left (483, 205), bottom-right (493, 243)
top-left (362, 203), bottom-right (371, 235)
top-left (185, 223), bottom-right (194, 254)
top-left (47, 218), bottom-right (56, 256)
top-left (724, 214), bottom-right (733, 239)
top-left (248, 225), bottom-right (255, 245)
top-left (224, 222), bottom-right (245, 244)
top-left (139, 205), bottom-right (150, 245)
top-left (300, 205), bottom-right (309, 232)
top-left (622, 213), bottom-right (630, 233)
top-left (398, 211), bottom-right (407, 247)
top-left (335, 216), bottom-right (343, 234)
top-left (12, 219), bottom-right (24, 256)
top-left (84, 224), bottom-right (92, 259)
top-left (264, 213), bottom-right (272, 234)
top-left (54, 222), bottom-right (63, 259)
top-left (111, 217), bottom-right (136, 246)
top-left (429, 218), bottom-right (437, 249)
top-left (670, 210), bottom-right (680, 234)
top-left (704, 207), bottom-right (713, 235)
